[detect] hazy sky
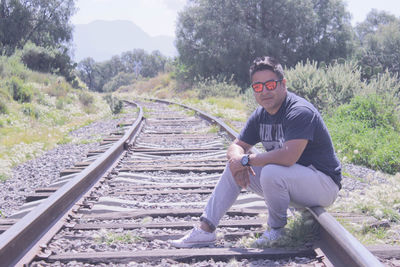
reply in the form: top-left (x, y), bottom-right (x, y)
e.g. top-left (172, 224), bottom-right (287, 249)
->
top-left (71, 0), bottom-right (400, 37)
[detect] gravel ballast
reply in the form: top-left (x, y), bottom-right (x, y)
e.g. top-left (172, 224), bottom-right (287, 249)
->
top-left (0, 117), bottom-right (129, 217)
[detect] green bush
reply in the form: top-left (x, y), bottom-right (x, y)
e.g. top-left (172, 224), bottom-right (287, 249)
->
top-left (171, 60), bottom-right (192, 91)
top-left (0, 98), bottom-right (8, 114)
top-left (326, 94), bottom-right (400, 174)
top-left (113, 100), bottom-right (123, 114)
top-left (36, 93), bottom-right (51, 107)
top-left (0, 88), bottom-right (9, 114)
top-left (104, 94), bottom-right (123, 114)
top-left (45, 78), bottom-right (70, 98)
top-left (0, 54), bottom-right (30, 79)
top-left (336, 94), bottom-right (399, 130)
top-left (284, 60), bottom-right (328, 111)
top-left (194, 76), bottom-right (241, 99)
top-left (285, 60), bottom-right (364, 113)
top-left (324, 61), bottom-right (363, 108)
top-left (78, 91), bottom-right (94, 107)
top-left (0, 60), bottom-right (4, 77)
top-left (56, 98), bottom-right (65, 110)
top-left (20, 42), bottom-right (77, 83)
top-left (102, 72), bottom-right (135, 92)
top-left (242, 87), bottom-right (258, 114)
top-left (7, 76), bottom-right (33, 103)
top-left (20, 42), bottom-right (56, 74)
top-left (363, 71), bottom-right (400, 107)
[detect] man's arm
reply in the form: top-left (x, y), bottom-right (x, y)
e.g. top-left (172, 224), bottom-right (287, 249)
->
top-left (249, 139), bottom-right (308, 167)
top-left (226, 139), bottom-right (254, 188)
top-left (226, 138), bottom-right (308, 188)
top-left (227, 138), bottom-right (253, 160)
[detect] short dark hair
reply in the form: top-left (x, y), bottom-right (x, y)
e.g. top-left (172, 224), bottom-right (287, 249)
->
top-left (249, 56), bottom-right (284, 80)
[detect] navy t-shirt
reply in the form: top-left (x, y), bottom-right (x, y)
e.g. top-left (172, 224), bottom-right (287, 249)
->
top-left (239, 92), bottom-right (342, 188)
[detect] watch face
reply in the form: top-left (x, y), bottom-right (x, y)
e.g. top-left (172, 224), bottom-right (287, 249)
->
top-left (241, 155), bottom-right (249, 166)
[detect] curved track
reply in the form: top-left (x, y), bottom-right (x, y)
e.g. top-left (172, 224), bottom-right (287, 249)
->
top-left (0, 99), bottom-right (385, 266)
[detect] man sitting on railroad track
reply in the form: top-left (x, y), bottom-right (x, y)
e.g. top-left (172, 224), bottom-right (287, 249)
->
top-left (170, 56), bottom-right (342, 248)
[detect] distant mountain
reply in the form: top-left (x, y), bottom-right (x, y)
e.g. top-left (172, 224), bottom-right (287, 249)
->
top-left (72, 20), bottom-right (177, 62)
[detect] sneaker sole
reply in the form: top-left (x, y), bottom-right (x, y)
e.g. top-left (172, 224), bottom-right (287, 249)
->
top-left (170, 241), bottom-right (215, 248)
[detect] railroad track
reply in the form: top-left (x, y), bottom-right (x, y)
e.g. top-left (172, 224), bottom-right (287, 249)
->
top-left (0, 99), bottom-right (388, 266)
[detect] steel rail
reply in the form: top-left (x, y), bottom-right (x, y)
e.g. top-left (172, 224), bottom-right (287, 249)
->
top-left (308, 207), bottom-right (383, 267)
top-left (0, 102), bottom-right (144, 267)
top-left (146, 98), bottom-right (383, 267)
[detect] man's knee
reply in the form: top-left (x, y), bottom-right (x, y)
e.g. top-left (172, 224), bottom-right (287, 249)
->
top-left (260, 164), bottom-right (287, 190)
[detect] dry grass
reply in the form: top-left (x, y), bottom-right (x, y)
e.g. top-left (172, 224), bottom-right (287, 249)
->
top-left (329, 172), bottom-right (400, 245)
top-left (119, 72), bottom-right (177, 99)
top-left (0, 81), bottom-right (110, 180)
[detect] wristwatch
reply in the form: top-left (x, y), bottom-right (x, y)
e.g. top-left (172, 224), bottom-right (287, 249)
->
top-left (241, 154), bottom-right (250, 166)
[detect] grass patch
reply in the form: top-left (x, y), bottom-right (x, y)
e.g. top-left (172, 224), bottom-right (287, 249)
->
top-left (141, 106), bottom-right (154, 119)
top-left (337, 190), bottom-right (400, 222)
top-left (0, 80), bottom-right (110, 181)
top-left (93, 230), bottom-right (144, 245)
top-left (0, 174), bottom-right (8, 182)
top-left (57, 135), bottom-right (72, 145)
top-left (185, 109), bottom-right (196, 117)
top-left (182, 96), bottom-right (247, 123)
top-left (194, 76), bottom-right (241, 99)
top-left (168, 103), bottom-right (184, 112)
top-left (239, 210), bottom-right (318, 249)
top-left (325, 94), bottom-right (400, 174)
top-left (0, 98), bottom-right (8, 114)
top-left (207, 125), bottom-right (220, 134)
top-left (121, 73), bottom-right (176, 99)
top-left (21, 103), bottom-right (40, 119)
top-left (336, 218), bottom-right (394, 245)
top-left (140, 216), bottom-right (153, 224)
top-left (330, 172), bottom-right (400, 245)
top-left (205, 97), bottom-right (244, 110)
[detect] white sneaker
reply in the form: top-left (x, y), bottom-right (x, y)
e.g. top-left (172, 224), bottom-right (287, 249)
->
top-left (170, 227), bottom-right (216, 248)
top-left (254, 227), bottom-right (284, 246)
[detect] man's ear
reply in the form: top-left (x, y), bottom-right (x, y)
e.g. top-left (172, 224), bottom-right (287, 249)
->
top-left (282, 78), bottom-right (286, 86)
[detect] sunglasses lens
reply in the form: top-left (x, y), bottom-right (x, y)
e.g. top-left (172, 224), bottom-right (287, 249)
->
top-left (252, 83), bottom-right (263, 92)
top-left (265, 81), bottom-right (277, 90)
top-left (252, 80), bottom-right (281, 92)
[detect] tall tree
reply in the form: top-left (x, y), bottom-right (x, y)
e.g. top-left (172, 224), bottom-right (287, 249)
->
top-left (176, 0), bottom-right (354, 86)
top-left (355, 9), bottom-right (397, 45)
top-left (77, 50), bottom-right (168, 92)
top-left (355, 10), bottom-right (400, 78)
top-left (77, 57), bottom-right (98, 91)
top-left (0, 0), bottom-right (75, 55)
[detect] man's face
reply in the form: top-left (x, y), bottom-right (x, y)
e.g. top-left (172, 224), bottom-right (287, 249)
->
top-left (251, 69), bottom-right (287, 114)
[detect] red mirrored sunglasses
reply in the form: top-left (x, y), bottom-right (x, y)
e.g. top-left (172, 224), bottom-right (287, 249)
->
top-left (251, 79), bottom-right (283, 92)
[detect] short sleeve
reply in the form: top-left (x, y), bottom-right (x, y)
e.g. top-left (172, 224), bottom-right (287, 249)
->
top-left (238, 109), bottom-right (261, 145)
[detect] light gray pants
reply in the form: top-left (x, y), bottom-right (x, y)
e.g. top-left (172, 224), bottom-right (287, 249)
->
top-left (201, 163), bottom-right (339, 230)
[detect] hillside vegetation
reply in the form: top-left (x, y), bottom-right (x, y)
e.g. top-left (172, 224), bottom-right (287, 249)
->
top-left (0, 55), bottom-right (113, 181)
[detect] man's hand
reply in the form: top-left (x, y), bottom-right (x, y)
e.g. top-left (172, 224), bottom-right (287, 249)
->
top-left (232, 168), bottom-right (250, 189)
top-left (227, 139), bottom-right (256, 189)
top-left (228, 156), bottom-right (256, 189)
